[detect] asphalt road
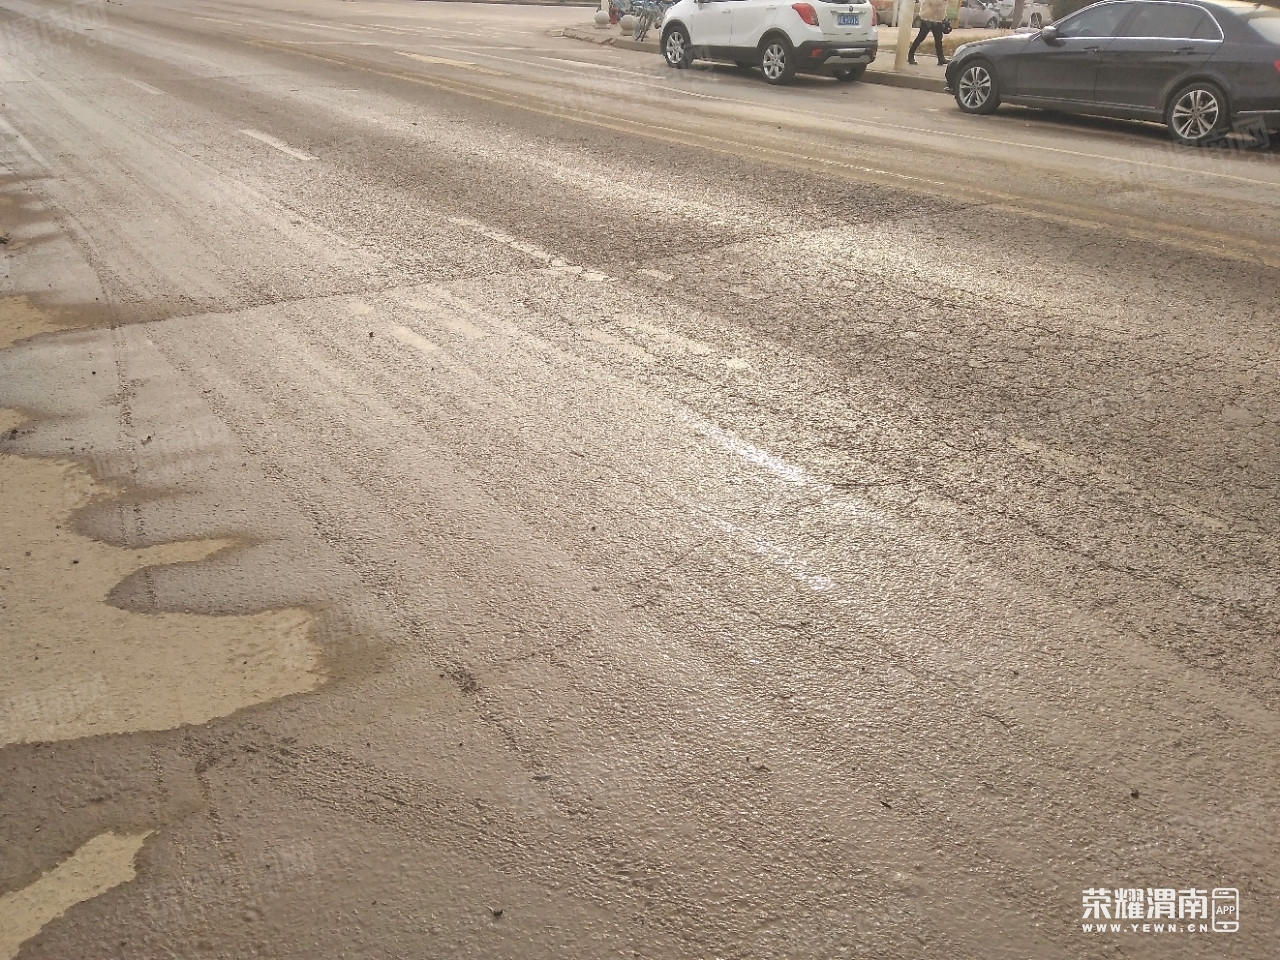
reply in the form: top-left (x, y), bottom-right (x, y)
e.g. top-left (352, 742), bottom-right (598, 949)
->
top-left (0, 1), bottom-right (1278, 958)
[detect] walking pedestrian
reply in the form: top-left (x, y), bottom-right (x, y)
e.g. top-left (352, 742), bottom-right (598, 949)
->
top-left (908, 0), bottom-right (950, 65)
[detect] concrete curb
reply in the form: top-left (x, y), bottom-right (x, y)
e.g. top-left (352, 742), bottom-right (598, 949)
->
top-left (559, 24), bottom-right (657, 52)
top-left (862, 69), bottom-right (947, 92)
top-left (558, 25), bottom-right (946, 93)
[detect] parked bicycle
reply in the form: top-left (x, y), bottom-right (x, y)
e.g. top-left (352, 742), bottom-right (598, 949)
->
top-left (630, 0), bottom-right (676, 41)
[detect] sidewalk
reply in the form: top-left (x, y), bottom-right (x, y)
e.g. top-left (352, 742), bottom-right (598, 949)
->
top-left (557, 23), bottom-right (997, 92)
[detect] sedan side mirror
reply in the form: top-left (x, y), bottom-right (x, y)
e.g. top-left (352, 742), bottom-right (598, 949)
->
top-left (1040, 24), bottom-right (1063, 44)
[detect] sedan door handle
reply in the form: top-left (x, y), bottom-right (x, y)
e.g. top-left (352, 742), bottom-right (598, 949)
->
top-left (1173, 44), bottom-right (1196, 54)
top-left (1082, 45), bottom-right (1101, 52)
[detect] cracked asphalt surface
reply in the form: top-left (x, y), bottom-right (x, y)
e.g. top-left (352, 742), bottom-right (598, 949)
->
top-left (0, 0), bottom-right (1277, 957)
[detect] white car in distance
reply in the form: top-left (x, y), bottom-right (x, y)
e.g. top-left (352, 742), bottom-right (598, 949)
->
top-left (993, 0), bottom-right (1053, 27)
top-left (661, 0), bottom-right (879, 84)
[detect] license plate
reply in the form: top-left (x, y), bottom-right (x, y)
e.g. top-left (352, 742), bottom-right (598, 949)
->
top-left (838, 12), bottom-right (860, 24)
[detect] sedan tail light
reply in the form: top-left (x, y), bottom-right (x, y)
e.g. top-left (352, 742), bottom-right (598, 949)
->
top-left (792, 2), bottom-right (820, 25)
top-left (1274, 59), bottom-right (1280, 74)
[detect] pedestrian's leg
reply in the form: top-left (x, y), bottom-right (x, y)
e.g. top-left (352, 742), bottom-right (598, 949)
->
top-left (908, 22), bottom-right (930, 63)
top-left (933, 23), bottom-right (947, 63)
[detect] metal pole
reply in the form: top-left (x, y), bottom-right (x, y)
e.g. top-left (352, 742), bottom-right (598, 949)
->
top-left (894, 0), bottom-right (915, 69)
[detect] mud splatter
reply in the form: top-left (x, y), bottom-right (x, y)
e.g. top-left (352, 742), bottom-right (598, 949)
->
top-left (0, 296), bottom-right (66, 351)
top-left (0, 831), bottom-right (151, 960)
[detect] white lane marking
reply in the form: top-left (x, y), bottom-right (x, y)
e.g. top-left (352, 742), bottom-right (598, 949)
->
top-left (298, 20), bottom-right (421, 35)
top-left (296, 20), bottom-right (373, 32)
top-left (389, 324), bottom-right (440, 355)
top-left (627, 320), bottom-right (713, 356)
top-left (283, 40), bottom-right (381, 46)
top-left (396, 51), bottom-right (504, 75)
top-left (579, 327), bottom-right (654, 363)
top-left (122, 78), bottom-right (163, 96)
top-left (694, 420), bottom-right (808, 485)
top-left (405, 297), bottom-right (487, 340)
top-left (446, 216), bottom-right (605, 279)
top-left (540, 57), bottom-right (617, 70)
top-left (447, 215), bottom-right (556, 263)
top-left (240, 129), bottom-right (317, 161)
top-left (680, 411), bottom-right (880, 521)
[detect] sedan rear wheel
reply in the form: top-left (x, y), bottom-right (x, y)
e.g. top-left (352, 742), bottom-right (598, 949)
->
top-left (954, 59), bottom-right (999, 114)
top-left (759, 36), bottom-right (796, 85)
top-left (1166, 81), bottom-right (1228, 146)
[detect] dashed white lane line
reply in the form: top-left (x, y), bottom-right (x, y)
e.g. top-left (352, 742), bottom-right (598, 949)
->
top-left (693, 419), bottom-right (809, 485)
top-left (239, 129), bottom-right (317, 161)
top-left (579, 326), bottom-right (654, 363)
top-left (680, 411), bottom-right (880, 522)
top-left (296, 19), bottom-right (374, 32)
top-left (445, 215), bottom-right (607, 279)
top-left (396, 52), bottom-right (505, 75)
top-left (539, 57), bottom-right (617, 70)
top-left (389, 324), bottom-right (440, 356)
top-left (122, 78), bottom-right (163, 96)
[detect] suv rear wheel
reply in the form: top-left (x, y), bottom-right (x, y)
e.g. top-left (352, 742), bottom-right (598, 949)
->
top-left (759, 35), bottom-right (796, 84)
top-left (833, 65), bottom-right (867, 82)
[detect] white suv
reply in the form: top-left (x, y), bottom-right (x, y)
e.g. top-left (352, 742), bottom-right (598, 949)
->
top-left (661, 0), bottom-right (879, 84)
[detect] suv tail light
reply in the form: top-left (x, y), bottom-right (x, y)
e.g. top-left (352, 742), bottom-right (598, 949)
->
top-left (870, 5), bottom-right (878, 24)
top-left (792, 2), bottom-right (820, 25)
top-left (1274, 59), bottom-right (1280, 74)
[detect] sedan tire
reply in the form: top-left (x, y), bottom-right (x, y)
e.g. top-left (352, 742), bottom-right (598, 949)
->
top-left (1165, 81), bottom-right (1229, 147)
top-left (759, 35), bottom-right (797, 84)
top-left (662, 24), bottom-right (693, 69)
top-left (954, 59), bottom-right (1000, 114)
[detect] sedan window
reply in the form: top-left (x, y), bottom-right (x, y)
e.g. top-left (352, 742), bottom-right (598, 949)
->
top-left (1056, 2), bottom-right (1133, 38)
top-left (1118, 3), bottom-right (1219, 39)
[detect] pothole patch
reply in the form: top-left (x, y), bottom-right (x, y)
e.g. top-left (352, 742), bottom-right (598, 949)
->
top-left (0, 408), bottom-right (324, 748)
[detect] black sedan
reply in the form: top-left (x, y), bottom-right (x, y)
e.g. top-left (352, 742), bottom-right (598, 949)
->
top-left (944, 0), bottom-right (1280, 144)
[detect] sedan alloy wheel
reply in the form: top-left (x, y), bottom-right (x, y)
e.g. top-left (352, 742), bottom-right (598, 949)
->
top-left (955, 60), bottom-right (999, 114)
top-left (1167, 84), bottom-right (1226, 146)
